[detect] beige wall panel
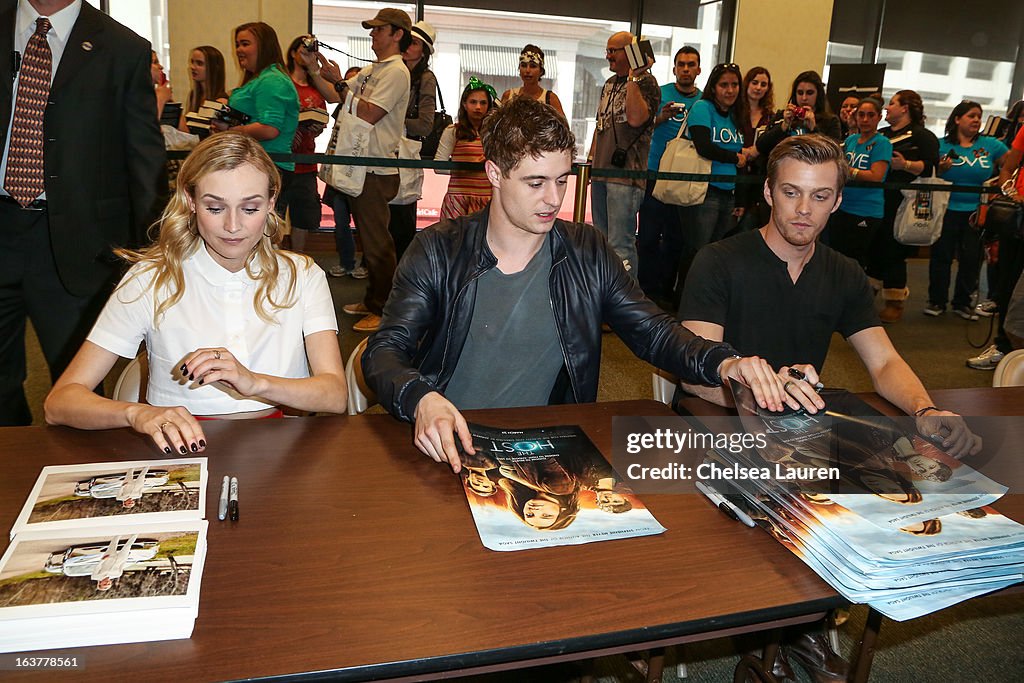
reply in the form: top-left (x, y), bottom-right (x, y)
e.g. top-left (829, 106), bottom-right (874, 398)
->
top-left (733, 0), bottom-right (835, 107)
top-left (168, 0), bottom-right (307, 97)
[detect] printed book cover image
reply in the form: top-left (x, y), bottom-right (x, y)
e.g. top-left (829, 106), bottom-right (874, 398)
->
top-left (460, 424), bottom-right (666, 551)
top-left (11, 459), bottom-right (207, 539)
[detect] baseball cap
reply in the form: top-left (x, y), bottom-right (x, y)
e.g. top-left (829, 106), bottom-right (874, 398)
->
top-left (362, 8), bottom-right (412, 33)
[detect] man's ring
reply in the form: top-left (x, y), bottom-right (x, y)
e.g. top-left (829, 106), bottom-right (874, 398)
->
top-left (159, 421), bottom-right (172, 431)
top-left (213, 350), bottom-right (221, 360)
top-left (783, 381), bottom-right (796, 393)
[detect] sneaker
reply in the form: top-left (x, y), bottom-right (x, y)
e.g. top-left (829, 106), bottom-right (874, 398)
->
top-left (975, 300), bottom-right (997, 318)
top-left (966, 344), bottom-right (1005, 370)
top-left (328, 265), bottom-right (352, 278)
top-left (353, 313), bottom-right (381, 332)
top-left (350, 265), bottom-right (369, 279)
top-left (922, 303), bottom-right (944, 317)
top-left (342, 302), bottom-right (370, 315)
top-left (952, 305), bottom-right (979, 321)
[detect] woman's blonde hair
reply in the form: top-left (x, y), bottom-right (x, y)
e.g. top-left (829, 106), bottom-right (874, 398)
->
top-left (118, 132), bottom-right (303, 325)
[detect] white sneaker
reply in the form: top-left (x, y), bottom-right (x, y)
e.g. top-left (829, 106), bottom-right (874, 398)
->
top-left (350, 265), bottom-right (369, 279)
top-left (975, 300), bottom-right (997, 318)
top-left (966, 345), bottom-right (1005, 370)
top-left (328, 265), bottom-right (349, 278)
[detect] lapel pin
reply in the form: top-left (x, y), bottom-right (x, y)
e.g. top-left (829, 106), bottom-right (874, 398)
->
top-left (81, 41), bottom-right (93, 51)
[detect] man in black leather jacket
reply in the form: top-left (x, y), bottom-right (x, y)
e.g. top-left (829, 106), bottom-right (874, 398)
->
top-left (363, 97), bottom-right (801, 471)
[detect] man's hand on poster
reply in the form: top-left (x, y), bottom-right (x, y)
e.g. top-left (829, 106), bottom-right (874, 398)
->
top-left (414, 392), bottom-right (475, 473)
top-left (915, 411), bottom-right (982, 459)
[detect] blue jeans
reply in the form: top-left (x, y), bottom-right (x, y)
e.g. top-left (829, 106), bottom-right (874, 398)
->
top-left (679, 188), bottom-right (737, 264)
top-left (329, 190), bottom-right (357, 270)
top-left (591, 180), bottom-right (642, 275)
top-left (637, 179), bottom-right (685, 301)
top-left (928, 210), bottom-right (982, 309)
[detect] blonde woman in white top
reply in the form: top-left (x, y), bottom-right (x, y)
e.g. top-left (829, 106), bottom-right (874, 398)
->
top-left (45, 133), bottom-right (347, 455)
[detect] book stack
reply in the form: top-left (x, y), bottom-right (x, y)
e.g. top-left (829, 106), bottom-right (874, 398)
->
top-left (701, 386), bottom-right (1024, 621)
top-left (982, 115), bottom-right (1009, 140)
top-left (299, 107), bottom-right (330, 126)
top-left (160, 101), bottom-right (183, 128)
top-left (185, 100), bottom-right (252, 138)
top-left (0, 459), bottom-right (210, 652)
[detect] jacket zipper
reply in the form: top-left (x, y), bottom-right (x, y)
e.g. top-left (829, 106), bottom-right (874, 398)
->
top-left (438, 265), bottom-right (490, 378)
top-left (548, 249), bottom-right (579, 403)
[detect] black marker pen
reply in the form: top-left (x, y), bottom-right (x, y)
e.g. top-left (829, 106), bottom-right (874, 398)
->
top-left (228, 477), bottom-right (239, 521)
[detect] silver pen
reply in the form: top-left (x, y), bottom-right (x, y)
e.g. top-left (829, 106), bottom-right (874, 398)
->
top-left (218, 475), bottom-right (229, 521)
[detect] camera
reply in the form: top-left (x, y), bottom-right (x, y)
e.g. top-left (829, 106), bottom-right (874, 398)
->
top-left (301, 35), bottom-right (318, 52)
top-left (610, 148), bottom-right (628, 168)
top-left (792, 107), bottom-right (807, 119)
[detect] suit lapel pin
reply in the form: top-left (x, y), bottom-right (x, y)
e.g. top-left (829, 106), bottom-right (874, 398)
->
top-left (81, 41), bottom-right (94, 51)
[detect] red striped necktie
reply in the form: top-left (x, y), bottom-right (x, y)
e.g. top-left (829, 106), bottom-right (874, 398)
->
top-left (4, 17), bottom-right (52, 207)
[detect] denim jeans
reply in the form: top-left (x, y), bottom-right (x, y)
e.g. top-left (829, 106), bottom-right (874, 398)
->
top-left (330, 191), bottom-right (357, 271)
top-left (676, 186), bottom-right (735, 293)
top-left (637, 179), bottom-right (685, 300)
top-left (591, 180), bottom-right (642, 275)
top-left (928, 210), bottom-right (982, 309)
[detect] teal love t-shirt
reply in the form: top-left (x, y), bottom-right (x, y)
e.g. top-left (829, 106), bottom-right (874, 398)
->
top-left (686, 99), bottom-right (742, 190)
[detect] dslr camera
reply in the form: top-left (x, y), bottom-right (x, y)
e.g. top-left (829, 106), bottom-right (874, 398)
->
top-left (301, 35), bottom-right (318, 52)
top-left (610, 148), bottom-right (628, 168)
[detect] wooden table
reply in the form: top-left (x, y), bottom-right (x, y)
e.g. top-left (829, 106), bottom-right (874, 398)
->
top-left (0, 400), bottom-right (843, 682)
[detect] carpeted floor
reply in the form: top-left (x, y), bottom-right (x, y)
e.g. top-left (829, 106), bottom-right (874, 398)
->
top-left (20, 255), bottom-right (1020, 682)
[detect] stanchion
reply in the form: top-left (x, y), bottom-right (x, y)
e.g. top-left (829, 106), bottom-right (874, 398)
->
top-left (573, 161), bottom-right (591, 224)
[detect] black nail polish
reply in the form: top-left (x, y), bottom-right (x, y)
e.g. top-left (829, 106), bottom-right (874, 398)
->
top-left (188, 373), bottom-right (194, 381)
top-left (179, 446), bottom-right (188, 454)
top-left (190, 443), bottom-right (198, 452)
top-left (164, 447), bottom-right (172, 454)
top-left (199, 439), bottom-right (206, 448)
top-left (198, 378), bottom-right (204, 385)
top-left (180, 364), bottom-right (187, 373)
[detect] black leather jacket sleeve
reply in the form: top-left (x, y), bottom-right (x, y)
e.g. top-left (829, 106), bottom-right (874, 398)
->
top-left (362, 232), bottom-right (450, 422)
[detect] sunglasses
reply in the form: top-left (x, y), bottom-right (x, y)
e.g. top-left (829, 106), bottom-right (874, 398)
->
top-left (605, 47), bottom-right (625, 55)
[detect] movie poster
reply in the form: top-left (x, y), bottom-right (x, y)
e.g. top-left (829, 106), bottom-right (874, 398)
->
top-left (460, 424), bottom-right (666, 551)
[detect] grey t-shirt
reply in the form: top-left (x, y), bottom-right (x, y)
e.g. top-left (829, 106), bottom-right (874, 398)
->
top-left (444, 241), bottom-right (564, 409)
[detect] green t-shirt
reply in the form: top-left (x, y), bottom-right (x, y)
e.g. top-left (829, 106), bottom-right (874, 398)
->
top-left (228, 64), bottom-right (299, 171)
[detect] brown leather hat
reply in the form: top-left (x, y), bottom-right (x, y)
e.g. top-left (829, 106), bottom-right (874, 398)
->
top-left (361, 8), bottom-right (412, 33)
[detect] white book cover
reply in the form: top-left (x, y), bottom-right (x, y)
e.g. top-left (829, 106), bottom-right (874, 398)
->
top-left (10, 459), bottom-right (206, 539)
top-left (0, 521), bottom-right (207, 627)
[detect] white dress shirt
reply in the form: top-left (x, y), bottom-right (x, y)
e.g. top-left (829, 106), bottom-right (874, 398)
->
top-left (87, 244), bottom-right (339, 415)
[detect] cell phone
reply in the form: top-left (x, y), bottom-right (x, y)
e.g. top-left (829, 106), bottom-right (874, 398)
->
top-left (624, 39), bottom-right (655, 71)
top-left (946, 150), bottom-right (959, 160)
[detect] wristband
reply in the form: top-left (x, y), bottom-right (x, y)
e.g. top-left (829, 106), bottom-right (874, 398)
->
top-left (914, 406), bottom-right (939, 417)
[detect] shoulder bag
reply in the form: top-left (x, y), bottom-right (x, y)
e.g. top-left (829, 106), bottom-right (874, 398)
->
top-left (652, 115), bottom-right (711, 207)
top-left (319, 91), bottom-right (373, 197)
top-left (893, 172), bottom-right (952, 246)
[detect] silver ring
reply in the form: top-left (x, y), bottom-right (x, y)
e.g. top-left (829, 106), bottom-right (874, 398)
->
top-left (213, 349), bottom-right (222, 360)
